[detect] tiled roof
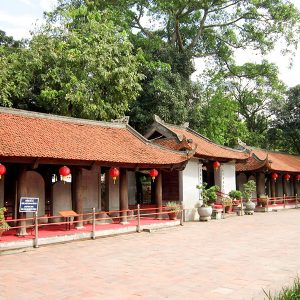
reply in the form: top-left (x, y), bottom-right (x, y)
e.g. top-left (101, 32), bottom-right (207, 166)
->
top-left (0, 108), bottom-right (188, 167)
top-left (236, 148), bottom-right (300, 172)
top-left (154, 137), bottom-right (194, 151)
top-left (236, 155), bottom-right (267, 172)
top-left (164, 125), bottom-right (248, 161)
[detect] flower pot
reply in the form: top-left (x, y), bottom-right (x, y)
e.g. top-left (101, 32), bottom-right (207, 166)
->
top-left (197, 206), bottom-right (212, 221)
top-left (245, 201), bottom-right (256, 215)
top-left (225, 205), bottom-right (233, 213)
top-left (168, 211), bottom-right (178, 220)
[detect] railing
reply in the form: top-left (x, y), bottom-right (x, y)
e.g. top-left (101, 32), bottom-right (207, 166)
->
top-left (0, 204), bottom-right (184, 248)
top-left (215, 192), bottom-right (299, 217)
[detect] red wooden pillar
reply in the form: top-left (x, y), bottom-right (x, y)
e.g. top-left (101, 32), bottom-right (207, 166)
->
top-left (72, 167), bottom-right (84, 228)
top-left (119, 168), bottom-right (128, 224)
top-left (155, 172), bottom-right (162, 219)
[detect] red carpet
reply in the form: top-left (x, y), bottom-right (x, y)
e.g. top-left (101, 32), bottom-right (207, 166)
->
top-left (0, 218), bottom-right (172, 243)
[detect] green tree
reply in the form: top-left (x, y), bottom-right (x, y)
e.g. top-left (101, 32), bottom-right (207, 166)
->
top-left (0, 31), bottom-right (30, 108)
top-left (0, 7), bottom-right (143, 120)
top-left (189, 88), bottom-right (249, 147)
top-left (272, 84), bottom-right (300, 154)
top-left (54, 0), bottom-right (300, 135)
top-left (205, 61), bottom-right (287, 147)
top-left (60, 0), bottom-right (300, 63)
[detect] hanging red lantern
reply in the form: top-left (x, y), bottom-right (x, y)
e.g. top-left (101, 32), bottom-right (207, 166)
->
top-left (284, 173), bottom-right (291, 181)
top-left (109, 167), bottom-right (120, 184)
top-left (271, 173), bottom-right (278, 182)
top-left (296, 174), bottom-right (300, 182)
top-left (213, 161), bottom-right (221, 170)
top-left (59, 166), bottom-right (71, 182)
top-left (0, 164), bottom-right (6, 179)
top-left (149, 169), bottom-right (158, 182)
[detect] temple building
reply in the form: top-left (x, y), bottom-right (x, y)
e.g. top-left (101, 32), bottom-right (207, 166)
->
top-left (144, 116), bottom-right (248, 220)
top-left (0, 108), bottom-right (190, 234)
top-left (236, 146), bottom-right (300, 199)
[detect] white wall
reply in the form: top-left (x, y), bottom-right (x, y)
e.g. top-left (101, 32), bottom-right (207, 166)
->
top-left (180, 158), bottom-right (202, 221)
top-left (214, 162), bottom-right (236, 195)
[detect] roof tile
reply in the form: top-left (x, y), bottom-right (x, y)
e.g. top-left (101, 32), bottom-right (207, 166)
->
top-left (0, 110), bottom-right (188, 167)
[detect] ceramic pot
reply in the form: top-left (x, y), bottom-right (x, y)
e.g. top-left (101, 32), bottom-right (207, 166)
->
top-left (197, 206), bottom-right (212, 221)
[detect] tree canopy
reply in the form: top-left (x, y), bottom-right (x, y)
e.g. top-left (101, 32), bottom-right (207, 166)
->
top-left (0, 7), bottom-right (143, 120)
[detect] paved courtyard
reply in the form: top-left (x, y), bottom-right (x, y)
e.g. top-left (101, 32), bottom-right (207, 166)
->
top-left (1, 209), bottom-right (300, 300)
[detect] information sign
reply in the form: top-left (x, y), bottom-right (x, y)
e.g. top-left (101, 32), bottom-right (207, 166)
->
top-left (19, 197), bottom-right (39, 212)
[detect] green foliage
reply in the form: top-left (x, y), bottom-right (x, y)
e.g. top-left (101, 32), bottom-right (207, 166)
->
top-left (196, 183), bottom-right (220, 207)
top-left (272, 84), bottom-right (300, 154)
top-left (0, 7), bottom-right (143, 120)
top-left (165, 201), bottom-right (181, 212)
top-left (242, 180), bottom-right (256, 202)
top-left (67, 0), bottom-right (300, 63)
top-left (228, 190), bottom-right (243, 200)
top-left (203, 61), bottom-right (287, 147)
top-left (56, 0), bottom-right (299, 142)
top-left (264, 276), bottom-right (300, 300)
top-left (189, 88), bottom-right (249, 147)
top-left (0, 207), bottom-right (10, 231)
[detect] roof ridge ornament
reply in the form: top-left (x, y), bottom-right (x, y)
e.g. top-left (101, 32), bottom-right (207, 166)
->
top-left (237, 139), bottom-right (252, 153)
top-left (153, 114), bottom-right (164, 123)
top-left (111, 116), bottom-right (130, 124)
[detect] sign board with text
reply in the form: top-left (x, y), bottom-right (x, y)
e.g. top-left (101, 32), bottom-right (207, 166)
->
top-left (19, 197), bottom-right (39, 212)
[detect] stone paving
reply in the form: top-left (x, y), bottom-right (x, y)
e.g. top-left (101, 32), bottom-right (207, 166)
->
top-left (1, 209), bottom-right (300, 300)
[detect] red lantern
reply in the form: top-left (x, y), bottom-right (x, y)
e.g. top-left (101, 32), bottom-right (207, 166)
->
top-left (109, 167), bottom-right (120, 184)
top-left (296, 174), bottom-right (300, 182)
top-left (59, 166), bottom-right (71, 182)
top-left (284, 173), bottom-right (291, 181)
top-left (213, 161), bottom-right (221, 170)
top-left (271, 173), bottom-right (278, 182)
top-left (149, 169), bottom-right (158, 182)
top-left (0, 164), bottom-right (6, 179)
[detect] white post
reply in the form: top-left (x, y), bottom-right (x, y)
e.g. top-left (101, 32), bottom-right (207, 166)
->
top-left (137, 204), bottom-right (141, 233)
top-left (34, 212), bottom-right (39, 248)
top-left (92, 208), bottom-right (96, 240)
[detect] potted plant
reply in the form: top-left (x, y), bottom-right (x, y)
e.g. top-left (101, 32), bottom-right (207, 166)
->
top-left (228, 190), bottom-right (243, 203)
top-left (0, 207), bottom-right (10, 239)
top-left (196, 183), bottom-right (220, 221)
top-left (243, 180), bottom-right (257, 214)
top-left (258, 194), bottom-right (268, 207)
top-left (228, 190), bottom-right (243, 213)
top-left (222, 197), bottom-right (233, 213)
top-left (165, 201), bottom-right (181, 220)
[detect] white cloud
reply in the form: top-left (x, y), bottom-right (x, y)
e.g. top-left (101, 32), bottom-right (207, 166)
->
top-left (39, 0), bottom-right (57, 12)
top-left (0, 10), bottom-right (43, 39)
top-left (19, 0), bottom-right (34, 6)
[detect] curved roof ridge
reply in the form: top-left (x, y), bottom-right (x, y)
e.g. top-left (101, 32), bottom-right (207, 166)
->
top-left (126, 125), bottom-right (189, 156)
top-left (185, 127), bottom-right (247, 154)
top-left (251, 146), bottom-right (300, 158)
top-left (0, 107), bottom-right (127, 128)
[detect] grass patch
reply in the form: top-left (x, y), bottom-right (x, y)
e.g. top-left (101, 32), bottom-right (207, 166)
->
top-left (264, 276), bottom-right (300, 300)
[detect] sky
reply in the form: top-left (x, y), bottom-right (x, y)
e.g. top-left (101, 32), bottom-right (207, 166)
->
top-left (1, 0), bottom-right (300, 87)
